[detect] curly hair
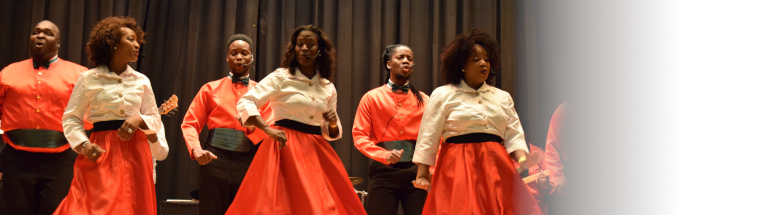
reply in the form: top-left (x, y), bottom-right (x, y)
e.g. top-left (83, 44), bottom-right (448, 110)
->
top-left (382, 44), bottom-right (424, 107)
top-left (439, 28), bottom-right (500, 85)
top-left (280, 25), bottom-right (336, 82)
top-left (227, 33), bottom-right (253, 51)
top-left (86, 16), bottom-right (145, 67)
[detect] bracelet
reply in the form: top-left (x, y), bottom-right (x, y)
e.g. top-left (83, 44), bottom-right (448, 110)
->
top-left (517, 156), bottom-right (527, 164)
top-left (329, 123), bottom-right (338, 128)
top-left (79, 141), bottom-right (89, 154)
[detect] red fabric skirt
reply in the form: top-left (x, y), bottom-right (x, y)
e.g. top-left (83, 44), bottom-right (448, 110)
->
top-left (226, 126), bottom-right (366, 215)
top-left (423, 141), bottom-right (541, 215)
top-left (53, 131), bottom-right (156, 215)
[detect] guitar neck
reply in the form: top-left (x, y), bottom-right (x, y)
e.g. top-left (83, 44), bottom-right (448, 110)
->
top-left (522, 170), bottom-right (549, 184)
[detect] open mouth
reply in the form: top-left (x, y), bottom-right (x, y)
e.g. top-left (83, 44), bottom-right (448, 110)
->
top-left (480, 69), bottom-right (489, 74)
top-left (402, 65), bottom-right (412, 71)
top-left (34, 41), bottom-right (45, 47)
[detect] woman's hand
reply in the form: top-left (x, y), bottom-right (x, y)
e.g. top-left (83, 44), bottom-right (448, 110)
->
top-left (265, 127), bottom-right (287, 150)
top-left (82, 142), bottom-right (106, 162)
top-left (412, 164), bottom-right (432, 191)
top-left (118, 115), bottom-right (144, 141)
top-left (322, 110), bottom-right (338, 127)
top-left (412, 176), bottom-right (431, 191)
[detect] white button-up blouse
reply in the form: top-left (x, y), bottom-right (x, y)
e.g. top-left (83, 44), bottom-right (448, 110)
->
top-left (412, 80), bottom-right (529, 166)
top-left (237, 68), bottom-right (342, 141)
top-left (62, 65), bottom-right (162, 153)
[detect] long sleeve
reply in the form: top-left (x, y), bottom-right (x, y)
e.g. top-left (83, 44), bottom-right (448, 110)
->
top-left (321, 85), bottom-right (341, 141)
top-left (545, 104), bottom-right (566, 194)
top-left (503, 94), bottom-right (529, 155)
top-left (413, 87), bottom-right (448, 166)
top-left (352, 93), bottom-right (389, 164)
top-left (181, 86), bottom-right (211, 157)
top-left (149, 123), bottom-right (169, 161)
top-left (237, 72), bottom-right (280, 125)
top-left (62, 75), bottom-right (92, 153)
top-left (138, 81), bottom-right (161, 134)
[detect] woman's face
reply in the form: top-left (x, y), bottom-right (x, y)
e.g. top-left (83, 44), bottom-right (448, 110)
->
top-left (387, 46), bottom-right (414, 81)
top-left (463, 44), bottom-right (490, 87)
top-left (113, 27), bottom-right (140, 64)
top-left (227, 40), bottom-right (253, 76)
top-left (294, 31), bottom-right (320, 67)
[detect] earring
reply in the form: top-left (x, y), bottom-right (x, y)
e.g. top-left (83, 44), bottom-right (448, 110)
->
top-left (113, 47), bottom-right (117, 50)
top-left (461, 69), bottom-right (465, 73)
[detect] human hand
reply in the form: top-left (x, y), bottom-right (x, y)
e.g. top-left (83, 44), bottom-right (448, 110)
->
top-left (118, 115), bottom-right (144, 141)
top-left (192, 147), bottom-right (218, 165)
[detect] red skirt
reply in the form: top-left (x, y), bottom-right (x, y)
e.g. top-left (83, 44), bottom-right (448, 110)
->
top-left (423, 141), bottom-right (541, 215)
top-left (226, 126), bottom-right (366, 215)
top-left (54, 131), bottom-right (156, 215)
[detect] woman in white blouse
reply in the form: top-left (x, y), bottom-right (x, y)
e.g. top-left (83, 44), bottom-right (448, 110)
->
top-left (228, 25), bottom-right (365, 214)
top-left (411, 29), bottom-right (541, 215)
top-left (55, 17), bottom-right (165, 215)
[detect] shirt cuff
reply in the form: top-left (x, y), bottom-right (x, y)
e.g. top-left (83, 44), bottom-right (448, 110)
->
top-left (138, 115), bottom-right (159, 135)
top-left (412, 150), bottom-right (436, 166)
top-left (68, 133), bottom-right (90, 154)
top-left (239, 105), bottom-right (262, 125)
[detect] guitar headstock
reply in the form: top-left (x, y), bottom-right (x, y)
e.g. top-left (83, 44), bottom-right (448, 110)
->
top-left (159, 94), bottom-right (179, 115)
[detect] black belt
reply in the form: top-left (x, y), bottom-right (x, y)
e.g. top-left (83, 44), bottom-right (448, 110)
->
top-left (206, 128), bottom-right (257, 152)
top-left (92, 120), bottom-right (126, 132)
top-left (274, 119), bottom-right (321, 135)
top-left (379, 140), bottom-right (415, 162)
top-left (445, 133), bottom-right (503, 144)
top-left (4, 129), bottom-right (68, 148)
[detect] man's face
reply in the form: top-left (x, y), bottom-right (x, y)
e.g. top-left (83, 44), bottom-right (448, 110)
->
top-left (29, 20), bottom-right (60, 60)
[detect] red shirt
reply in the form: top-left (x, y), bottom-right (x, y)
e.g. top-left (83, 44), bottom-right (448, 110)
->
top-left (545, 103), bottom-right (567, 194)
top-left (181, 77), bottom-right (271, 158)
top-left (352, 85), bottom-right (429, 164)
top-left (0, 58), bottom-right (87, 153)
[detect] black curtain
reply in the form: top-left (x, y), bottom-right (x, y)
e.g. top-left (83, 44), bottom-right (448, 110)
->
top-left (0, 0), bottom-right (559, 204)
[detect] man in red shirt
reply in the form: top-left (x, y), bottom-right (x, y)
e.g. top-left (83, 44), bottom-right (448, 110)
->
top-left (180, 34), bottom-right (271, 215)
top-left (352, 44), bottom-right (428, 214)
top-left (0, 20), bottom-right (88, 214)
top-left (545, 103), bottom-right (567, 215)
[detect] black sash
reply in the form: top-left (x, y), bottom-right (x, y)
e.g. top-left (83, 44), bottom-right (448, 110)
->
top-left (445, 133), bottom-right (503, 144)
top-left (206, 128), bottom-right (255, 152)
top-left (274, 119), bottom-right (321, 135)
top-left (378, 140), bottom-right (416, 162)
top-left (92, 120), bottom-right (126, 132)
top-left (4, 129), bottom-right (68, 148)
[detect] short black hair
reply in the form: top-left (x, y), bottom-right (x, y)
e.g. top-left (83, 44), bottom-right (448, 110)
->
top-left (227, 34), bottom-right (253, 50)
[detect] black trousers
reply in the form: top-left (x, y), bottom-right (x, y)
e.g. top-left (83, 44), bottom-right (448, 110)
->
top-left (0, 146), bottom-right (77, 215)
top-left (364, 161), bottom-right (427, 215)
top-left (199, 145), bottom-right (256, 215)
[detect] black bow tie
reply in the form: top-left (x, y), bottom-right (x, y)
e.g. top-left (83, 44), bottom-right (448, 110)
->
top-left (389, 82), bottom-right (410, 93)
top-left (230, 75), bottom-right (250, 86)
top-left (33, 60), bottom-right (51, 69)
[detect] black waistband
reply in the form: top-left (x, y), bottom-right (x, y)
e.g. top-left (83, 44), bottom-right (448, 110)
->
top-left (274, 119), bottom-right (321, 135)
top-left (92, 120), bottom-right (126, 132)
top-left (445, 133), bottom-right (503, 144)
top-left (206, 128), bottom-right (255, 152)
top-left (4, 129), bottom-right (68, 148)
